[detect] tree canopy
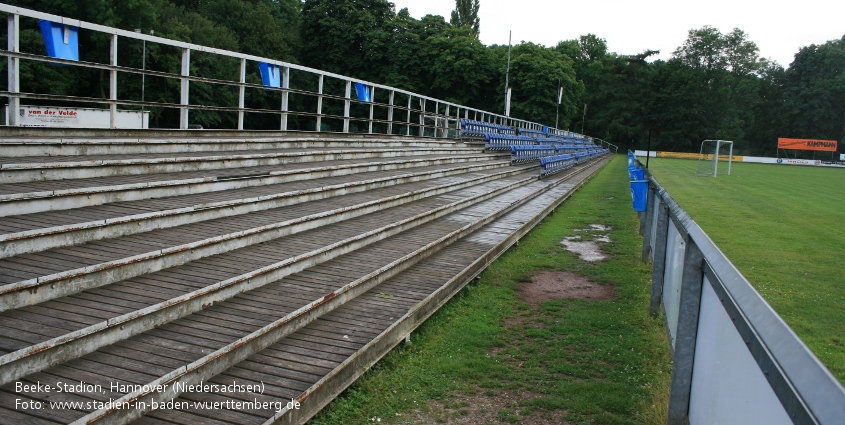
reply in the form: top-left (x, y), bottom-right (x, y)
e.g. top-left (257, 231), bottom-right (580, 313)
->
top-left (450, 0), bottom-right (480, 39)
top-left (6, 1), bottom-right (844, 155)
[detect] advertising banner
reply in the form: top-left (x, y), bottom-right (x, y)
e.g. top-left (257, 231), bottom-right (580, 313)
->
top-left (5, 105), bottom-right (148, 129)
top-left (655, 151), bottom-right (744, 161)
top-left (777, 138), bottom-right (838, 152)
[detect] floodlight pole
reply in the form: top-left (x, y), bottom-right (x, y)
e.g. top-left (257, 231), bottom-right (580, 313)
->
top-left (555, 79), bottom-right (561, 129)
top-left (581, 103), bottom-right (586, 135)
top-left (504, 31), bottom-right (511, 117)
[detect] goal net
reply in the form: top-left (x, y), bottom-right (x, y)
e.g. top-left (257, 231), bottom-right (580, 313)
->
top-left (695, 140), bottom-right (733, 177)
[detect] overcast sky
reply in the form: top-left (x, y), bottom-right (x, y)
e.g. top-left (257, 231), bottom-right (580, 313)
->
top-left (390, 0), bottom-right (844, 67)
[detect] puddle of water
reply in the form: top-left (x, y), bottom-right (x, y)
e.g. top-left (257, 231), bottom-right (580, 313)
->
top-left (560, 224), bottom-right (612, 261)
top-left (560, 238), bottom-right (608, 262)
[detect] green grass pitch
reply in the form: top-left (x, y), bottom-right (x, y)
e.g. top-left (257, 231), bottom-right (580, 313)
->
top-left (645, 157), bottom-right (845, 385)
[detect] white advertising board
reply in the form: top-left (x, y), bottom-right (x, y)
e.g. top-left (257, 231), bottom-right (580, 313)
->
top-left (4, 105), bottom-right (148, 129)
top-left (636, 150), bottom-right (845, 168)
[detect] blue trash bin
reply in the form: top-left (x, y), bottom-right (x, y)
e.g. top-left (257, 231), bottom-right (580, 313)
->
top-left (631, 180), bottom-right (648, 212)
top-left (258, 62), bottom-right (281, 88)
top-left (38, 20), bottom-right (79, 63)
top-left (629, 167), bottom-right (644, 181)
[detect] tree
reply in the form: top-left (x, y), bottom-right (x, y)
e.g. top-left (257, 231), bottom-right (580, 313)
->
top-left (379, 11), bottom-right (450, 94)
top-left (579, 33), bottom-right (608, 62)
top-left (504, 43), bottom-right (582, 128)
top-left (673, 26), bottom-right (765, 76)
top-left (450, 0), bottom-right (480, 39)
top-left (199, 0), bottom-right (300, 62)
top-left (421, 27), bottom-right (495, 107)
top-left (779, 35), bottom-right (845, 144)
top-left (300, 0), bottom-right (396, 80)
top-left (584, 51), bottom-right (659, 147)
top-left (659, 26), bottom-right (770, 152)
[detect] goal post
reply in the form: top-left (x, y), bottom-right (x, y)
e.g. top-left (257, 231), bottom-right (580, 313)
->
top-left (695, 140), bottom-right (733, 177)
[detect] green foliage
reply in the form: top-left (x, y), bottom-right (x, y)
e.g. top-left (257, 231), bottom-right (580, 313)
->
top-left (449, 0), bottom-right (480, 39)
top-left (422, 27), bottom-right (495, 106)
top-left (779, 36), bottom-right (845, 143)
top-left (674, 26), bottom-right (766, 75)
top-left (198, 0), bottom-right (301, 61)
top-left (300, 0), bottom-right (396, 80)
top-left (506, 43), bottom-right (582, 128)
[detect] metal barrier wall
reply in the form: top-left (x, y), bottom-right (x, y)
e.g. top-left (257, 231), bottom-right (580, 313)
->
top-left (1, 3), bottom-right (578, 138)
top-left (636, 162), bottom-right (845, 425)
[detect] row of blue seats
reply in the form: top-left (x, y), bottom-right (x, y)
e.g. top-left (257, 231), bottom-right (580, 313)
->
top-left (460, 119), bottom-right (516, 137)
top-left (484, 134), bottom-right (535, 150)
top-left (517, 128), bottom-right (547, 139)
top-left (510, 144), bottom-right (599, 163)
top-left (537, 137), bottom-right (597, 148)
top-left (542, 135), bottom-right (594, 145)
top-left (510, 145), bottom-right (556, 163)
top-left (539, 148), bottom-right (609, 177)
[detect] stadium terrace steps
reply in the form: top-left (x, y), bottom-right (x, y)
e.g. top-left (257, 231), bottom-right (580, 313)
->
top-left (0, 147), bottom-right (487, 184)
top-left (0, 159), bottom-right (514, 258)
top-left (0, 136), bottom-right (449, 158)
top-left (0, 153), bottom-right (507, 217)
top-left (0, 133), bottom-right (609, 425)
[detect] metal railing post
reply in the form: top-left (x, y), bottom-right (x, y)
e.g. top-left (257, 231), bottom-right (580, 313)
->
top-left (316, 75), bottom-right (323, 131)
top-left (419, 98), bottom-right (426, 136)
top-left (343, 80), bottom-right (351, 133)
top-left (180, 48), bottom-right (190, 129)
top-left (406, 96), bottom-right (411, 136)
top-left (667, 238), bottom-right (705, 425)
top-left (387, 90), bottom-right (394, 135)
top-left (368, 87), bottom-right (374, 134)
top-left (444, 105), bottom-right (450, 138)
top-left (649, 200), bottom-right (670, 317)
top-left (7, 13), bottom-right (20, 126)
top-left (109, 34), bottom-right (118, 129)
top-left (237, 58), bottom-right (245, 130)
top-left (280, 66), bottom-right (290, 131)
top-left (434, 100), bottom-right (440, 137)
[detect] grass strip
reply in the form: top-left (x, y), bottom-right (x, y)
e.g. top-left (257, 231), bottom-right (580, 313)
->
top-left (311, 155), bottom-right (671, 425)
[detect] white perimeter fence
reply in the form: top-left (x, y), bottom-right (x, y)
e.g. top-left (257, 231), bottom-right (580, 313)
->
top-left (635, 158), bottom-right (845, 424)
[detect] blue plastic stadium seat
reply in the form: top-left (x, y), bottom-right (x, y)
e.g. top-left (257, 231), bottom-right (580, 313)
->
top-left (259, 62), bottom-right (281, 88)
top-left (38, 20), bottom-right (79, 64)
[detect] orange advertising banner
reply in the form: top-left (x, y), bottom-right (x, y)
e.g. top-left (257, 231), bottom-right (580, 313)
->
top-left (777, 138), bottom-right (838, 152)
